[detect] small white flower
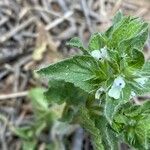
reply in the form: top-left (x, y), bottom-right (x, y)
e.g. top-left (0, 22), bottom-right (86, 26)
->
top-left (113, 76), bottom-right (125, 88)
top-left (91, 50), bottom-right (101, 60)
top-left (108, 86), bottom-right (122, 99)
top-left (134, 77), bottom-right (148, 86)
top-left (108, 76), bottom-right (125, 99)
top-left (100, 47), bottom-right (109, 59)
top-left (90, 47), bottom-right (108, 60)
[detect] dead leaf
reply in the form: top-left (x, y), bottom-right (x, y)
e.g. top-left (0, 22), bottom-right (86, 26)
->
top-left (32, 42), bottom-right (47, 61)
top-left (32, 22), bottom-right (58, 61)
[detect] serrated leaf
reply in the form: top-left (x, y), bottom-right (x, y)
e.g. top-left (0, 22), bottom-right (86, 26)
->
top-left (66, 37), bottom-right (88, 54)
top-left (88, 33), bottom-right (106, 52)
top-left (79, 106), bottom-right (104, 150)
top-left (37, 55), bottom-right (107, 93)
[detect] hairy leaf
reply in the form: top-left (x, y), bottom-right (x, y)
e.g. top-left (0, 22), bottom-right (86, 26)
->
top-left (79, 106), bottom-right (104, 150)
top-left (105, 126), bottom-right (119, 150)
top-left (37, 55), bottom-right (108, 93)
top-left (113, 101), bottom-right (150, 150)
top-left (95, 117), bottom-right (119, 150)
top-left (107, 16), bottom-right (147, 49)
top-left (119, 22), bottom-right (148, 50)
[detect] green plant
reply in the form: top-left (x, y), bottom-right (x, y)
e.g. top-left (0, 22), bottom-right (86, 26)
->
top-left (13, 88), bottom-right (77, 150)
top-left (37, 12), bottom-right (150, 150)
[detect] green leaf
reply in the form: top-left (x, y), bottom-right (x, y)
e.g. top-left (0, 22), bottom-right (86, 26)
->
top-left (113, 101), bottom-right (150, 150)
top-left (37, 55), bottom-right (105, 93)
top-left (104, 96), bottom-right (123, 124)
top-left (108, 16), bottom-right (147, 49)
top-left (45, 80), bottom-right (88, 105)
top-left (141, 79), bottom-right (150, 95)
top-left (127, 49), bottom-right (145, 70)
top-left (104, 84), bottom-right (131, 124)
top-left (95, 117), bottom-right (119, 150)
top-left (127, 60), bottom-right (150, 97)
top-left (28, 88), bottom-right (61, 124)
top-left (66, 37), bottom-right (88, 54)
top-left (22, 140), bottom-right (37, 150)
top-left (79, 106), bottom-right (104, 150)
top-left (28, 88), bottom-right (48, 109)
top-left (28, 88), bottom-right (49, 116)
top-left (105, 126), bottom-right (119, 150)
top-left (131, 78), bottom-right (150, 96)
top-left (95, 117), bottom-right (110, 149)
top-left (13, 127), bottom-right (33, 140)
top-left (88, 33), bottom-right (106, 52)
top-left (119, 22), bottom-right (149, 50)
top-left (105, 11), bottom-right (123, 37)
top-left (141, 61), bottom-right (150, 76)
top-left (113, 11), bottom-right (123, 24)
top-left (45, 80), bottom-right (89, 122)
top-left (13, 122), bottom-right (47, 141)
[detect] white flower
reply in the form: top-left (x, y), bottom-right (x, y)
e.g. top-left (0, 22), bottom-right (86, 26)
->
top-left (100, 47), bottom-right (109, 59)
top-left (108, 76), bottom-right (125, 99)
top-left (90, 47), bottom-right (108, 60)
top-left (91, 50), bottom-right (101, 60)
top-left (134, 77), bottom-right (148, 86)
